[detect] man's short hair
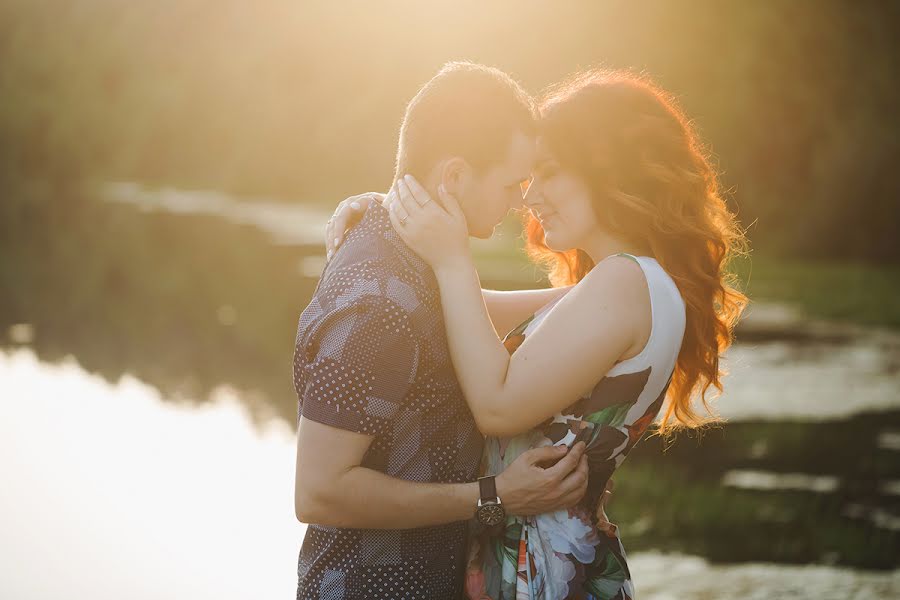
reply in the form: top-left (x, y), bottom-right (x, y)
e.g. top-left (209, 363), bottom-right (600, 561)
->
top-left (395, 61), bottom-right (538, 180)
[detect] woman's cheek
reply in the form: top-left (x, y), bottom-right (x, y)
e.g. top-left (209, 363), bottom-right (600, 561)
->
top-left (544, 219), bottom-right (568, 252)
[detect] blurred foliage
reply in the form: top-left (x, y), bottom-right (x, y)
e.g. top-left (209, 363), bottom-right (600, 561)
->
top-left (1, 0), bottom-right (898, 261)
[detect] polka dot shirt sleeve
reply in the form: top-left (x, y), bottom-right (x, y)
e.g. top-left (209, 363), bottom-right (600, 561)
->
top-left (296, 296), bottom-right (418, 437)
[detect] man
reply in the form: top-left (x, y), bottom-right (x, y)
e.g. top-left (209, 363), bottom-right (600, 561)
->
top-left (293, 61), bottom-right (588, 600)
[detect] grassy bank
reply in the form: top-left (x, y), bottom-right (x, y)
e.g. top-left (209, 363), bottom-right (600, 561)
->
top-left (729, 255), bottom-right (900, 330)
top-left (611, 409), bottom-right (900, 569)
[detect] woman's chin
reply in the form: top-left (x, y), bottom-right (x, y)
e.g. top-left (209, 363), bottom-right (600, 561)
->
top-left (543, 230), bottom-right (566, 253)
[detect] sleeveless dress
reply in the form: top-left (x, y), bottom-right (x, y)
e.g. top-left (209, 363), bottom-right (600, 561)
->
top-left (465, 253), bottom-right (687, 600)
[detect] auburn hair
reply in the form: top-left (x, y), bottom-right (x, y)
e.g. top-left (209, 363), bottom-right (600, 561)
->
top-left (525, 69), bottom-right (748, 438)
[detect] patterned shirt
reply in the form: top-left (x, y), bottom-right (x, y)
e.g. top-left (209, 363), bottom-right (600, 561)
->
top-left (292, 202), bottom-right (484, 599)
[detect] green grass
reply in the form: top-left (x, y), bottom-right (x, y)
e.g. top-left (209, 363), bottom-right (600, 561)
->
top-left (729, 255), bottom-right (900, 329)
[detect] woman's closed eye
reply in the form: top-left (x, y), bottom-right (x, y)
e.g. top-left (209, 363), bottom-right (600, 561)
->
top-left (505, 181), bottom-right (524, 195)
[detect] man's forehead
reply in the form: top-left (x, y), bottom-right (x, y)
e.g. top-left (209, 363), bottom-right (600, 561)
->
top-left (534, 136), bottom-right (553, 157)
top-left (505, 132), bottom-right (538, 172)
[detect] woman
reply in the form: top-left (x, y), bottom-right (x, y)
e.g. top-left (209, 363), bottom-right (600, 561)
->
top-left (325, 70), bottom-right (747, 600)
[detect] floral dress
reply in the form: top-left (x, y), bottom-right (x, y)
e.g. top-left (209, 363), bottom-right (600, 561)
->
top-left (465, 254), bottom-right (686, 600)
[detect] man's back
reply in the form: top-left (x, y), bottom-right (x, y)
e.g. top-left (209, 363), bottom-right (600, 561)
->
top-left (292, 202), bottom-right (484, 599)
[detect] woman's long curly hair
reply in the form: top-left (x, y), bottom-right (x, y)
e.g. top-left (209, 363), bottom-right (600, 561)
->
top-left (525, 69), bottom-right (748, 438)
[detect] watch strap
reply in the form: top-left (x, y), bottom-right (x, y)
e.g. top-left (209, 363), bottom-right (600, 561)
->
top-left (478, 475), bottom-right (498, 501)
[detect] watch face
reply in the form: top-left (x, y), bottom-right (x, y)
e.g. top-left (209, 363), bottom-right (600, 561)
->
top-left (477, 502), bottom-right (505, 526)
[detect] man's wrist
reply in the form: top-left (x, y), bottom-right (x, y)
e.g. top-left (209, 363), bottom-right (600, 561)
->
top-left (459, 481), bottom-right (480, 519)
top-left (494, 471), bottom-right (520, 515)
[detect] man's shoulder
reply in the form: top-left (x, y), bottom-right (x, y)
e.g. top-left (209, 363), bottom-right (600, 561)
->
top-left (295, 204), bottom-right (438, 353)
top-left (318, 211), bottom-right (433, 310)
top-left (315, 253), bottom-right (429, 318)
top-left (322, 203), bottom-right (398, 270)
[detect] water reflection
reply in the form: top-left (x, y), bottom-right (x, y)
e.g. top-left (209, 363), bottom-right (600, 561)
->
top-left (878, 431), bottom-right (900, 452)
top-left (0, 189), bottom-right (316, 424)
top-left (0, 347), bottom-right (303, 599)
top-left (630, 551), bottom-right (900, 599)
top-left (103, 181), bottom-right (334, 247)
top-left (3, 348), bottom-right (897, 598)
top-left (723, 470), bottom-right (840, 493)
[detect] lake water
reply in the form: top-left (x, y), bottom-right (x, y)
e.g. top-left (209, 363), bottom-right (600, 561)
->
top-left (1, 182), bottom-right (897, 598)
top-left (4, 348), bottom-right (898, 599)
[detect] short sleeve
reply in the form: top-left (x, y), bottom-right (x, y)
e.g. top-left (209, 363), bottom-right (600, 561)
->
top-left (296, 296), bottom-right (418, 437)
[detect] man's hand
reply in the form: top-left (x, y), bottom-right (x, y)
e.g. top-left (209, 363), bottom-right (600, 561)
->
top-left (495, 442), bottom-right (589, 516)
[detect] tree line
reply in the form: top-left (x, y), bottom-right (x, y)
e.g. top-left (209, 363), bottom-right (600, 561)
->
top-left (1, 0), bottom-right (897, 261)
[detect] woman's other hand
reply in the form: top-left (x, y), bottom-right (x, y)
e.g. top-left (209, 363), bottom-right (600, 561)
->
top-left (386, 174), bottom-right (469, 270)
top-left (325, 192), bottom-right (385, 257)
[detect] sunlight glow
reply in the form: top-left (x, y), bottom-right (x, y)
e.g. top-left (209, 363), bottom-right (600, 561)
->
top-left (0, 348), bottom-right (303, 600)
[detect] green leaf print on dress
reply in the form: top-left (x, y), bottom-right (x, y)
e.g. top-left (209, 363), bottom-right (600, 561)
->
top-left (584, 401), bottom-right (632, 427)
top-left (576, 368), bottom-right (652, 420)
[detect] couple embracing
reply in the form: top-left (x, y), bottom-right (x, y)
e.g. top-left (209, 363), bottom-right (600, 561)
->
top-left (293, 61), bottom-right (746, 600)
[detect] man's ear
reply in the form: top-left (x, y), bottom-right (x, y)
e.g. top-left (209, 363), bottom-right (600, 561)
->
top-left (439, 157), bottom-right (471, 198)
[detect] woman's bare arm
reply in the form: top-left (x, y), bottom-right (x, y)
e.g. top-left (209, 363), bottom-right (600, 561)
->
top-left (482, 286), bottom-right (573, 338)
top-left (386, 177), bottom-right (648, 439)
top-left (429, 255), bottom-right (644, 438)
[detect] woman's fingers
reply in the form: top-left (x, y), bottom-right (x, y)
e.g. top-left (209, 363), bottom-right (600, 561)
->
top-left (393, 179), bottom-right (415, 224)
top-left (385, 184), bottom-right (407, 224)
top-left (326, 202), bottom-right (347, 256)
top-left (332, 208), bottom-right (348, 250)
top-left (386, 194), bottom-right (409, 238)
top-left (325, 192), bottom-right (387, 257)
top-left (325, 215), bottom-right (336, 257)
top-left (384, 184), bottom-right (398, 210)
top-left (402, 174), bottom-right (434, 208)
top-left (407, 175), bottom-right (451, 223)
top-left (327, 202), bottom-right (350, 254)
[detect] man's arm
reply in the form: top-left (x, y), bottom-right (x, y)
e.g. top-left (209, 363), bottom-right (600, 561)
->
top-left (295, 417), bottom-right (588, 529)
top-left (293, 286), bottom-right (588, 529)
top-left (482, 286), bottom-right (574, 338)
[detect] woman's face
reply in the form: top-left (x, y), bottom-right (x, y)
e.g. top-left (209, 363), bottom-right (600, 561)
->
top-left (523, 140), bottom-right (600, 252)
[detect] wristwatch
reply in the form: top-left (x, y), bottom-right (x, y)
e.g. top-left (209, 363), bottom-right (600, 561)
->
top-left (475, 475), bottom-right (506, 526)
